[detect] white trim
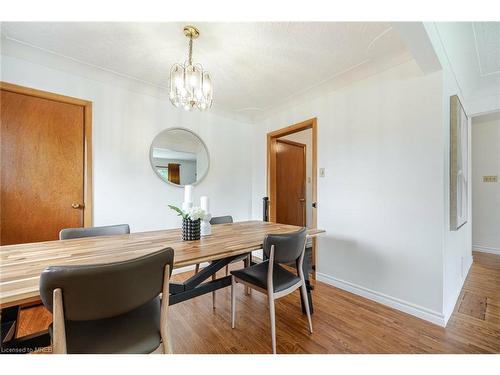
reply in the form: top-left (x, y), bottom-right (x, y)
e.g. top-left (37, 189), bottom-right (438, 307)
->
top-left (443, 255), bottom-right (473, 324)
top-left (171, 249), bottom-right (263, 276)
top-left (172, 262), bottom-right (209, 276)
top-left (473, 245), bottom-right (500, 255)
top-left (465, 254), bottom-right (474, 276)
top-left (316, 272), bottom-right (446, 327)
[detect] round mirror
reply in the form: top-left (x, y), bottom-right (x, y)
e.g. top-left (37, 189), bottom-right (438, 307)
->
top-left (150, 128), bottom-right (210, 186)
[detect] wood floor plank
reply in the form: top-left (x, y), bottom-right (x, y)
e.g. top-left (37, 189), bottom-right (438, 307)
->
top-left (458, 292), bottom-right (487, 320)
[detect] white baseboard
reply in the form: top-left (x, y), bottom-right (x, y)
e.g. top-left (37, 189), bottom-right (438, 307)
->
top-left (316, 273), bottom-right (446, 327)
top-left (473, 245), bottom-right (500, 255)
top-left (172, 262), bottom-right (209, 276)
top-left (172, 249), bottom-right (262, 275)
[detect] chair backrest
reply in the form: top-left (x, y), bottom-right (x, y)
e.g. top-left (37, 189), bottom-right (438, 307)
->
top-left (59, 224), bottom-right (130, 240)
top-left (263, 228), bottom-right (307, 264)
top-left (210, 215), bottom-right (233, 225)
top-left (39, 248), bottom-right (174, 321)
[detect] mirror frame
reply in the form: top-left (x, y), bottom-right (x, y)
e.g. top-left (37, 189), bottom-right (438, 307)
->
top-left (149, 127), bottom-right (210, 187)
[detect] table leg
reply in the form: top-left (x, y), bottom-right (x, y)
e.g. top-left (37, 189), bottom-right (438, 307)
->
top-left (169, 253), bottom-right (248, 306)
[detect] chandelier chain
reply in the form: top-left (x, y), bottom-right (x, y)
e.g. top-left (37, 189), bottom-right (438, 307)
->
top-left (188, 36), bottom-right (193, 66)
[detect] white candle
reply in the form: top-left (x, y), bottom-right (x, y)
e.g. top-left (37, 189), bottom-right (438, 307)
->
top-left (182, 201), bottom-right (193, 211)
top-left (200, 196), bottom-right (209, 212)
top-left (184, 185), bottom-right (193, 203)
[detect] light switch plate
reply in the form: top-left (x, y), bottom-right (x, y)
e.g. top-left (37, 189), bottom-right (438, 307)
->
top-left (319, 168), bottom-right (325, 177)
top-left (483, 176), bottom-right (498, 183)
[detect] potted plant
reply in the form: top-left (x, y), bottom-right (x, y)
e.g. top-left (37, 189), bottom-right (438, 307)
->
top-left (168, 205), bottom-right (207, 241)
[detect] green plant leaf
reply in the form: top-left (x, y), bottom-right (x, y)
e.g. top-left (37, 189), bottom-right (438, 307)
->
top-left (168, 205), bottom-right (188, 219)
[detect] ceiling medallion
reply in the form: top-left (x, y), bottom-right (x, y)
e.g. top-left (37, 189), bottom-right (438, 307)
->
top-left (169, 25), bottom-right (213, 111)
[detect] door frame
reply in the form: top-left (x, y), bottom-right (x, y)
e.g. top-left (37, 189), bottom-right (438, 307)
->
top-left (267, 118), bottom-right (317, 276)
top-left (1, 82), bottom-right (93, 227)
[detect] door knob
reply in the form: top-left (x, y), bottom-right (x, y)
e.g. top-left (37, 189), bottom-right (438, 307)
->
top-left (71, 203), bottom-right (85, 209)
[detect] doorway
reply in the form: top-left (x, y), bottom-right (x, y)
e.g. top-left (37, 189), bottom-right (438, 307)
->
top-left (471, 111), bottom-right (500, 256)
top-left (267, 118), bottom-right (317, 275)
top-left (0, 82), bottom-right (93, 245)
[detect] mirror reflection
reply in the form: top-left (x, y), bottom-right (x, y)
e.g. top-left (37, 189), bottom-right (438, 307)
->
top-left (150, 128), bottom-right (209, 186)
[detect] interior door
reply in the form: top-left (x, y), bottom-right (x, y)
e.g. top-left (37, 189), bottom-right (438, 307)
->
top-left (275, 139), bottom-right (306, 226)
top-left (168, 163), bottom-right (180, 184)
top-left (1, 89), bottom-right (85, 245)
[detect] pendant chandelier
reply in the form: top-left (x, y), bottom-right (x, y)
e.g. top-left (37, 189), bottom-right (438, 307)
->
top-left (169, 25), bottom-right (213, 111)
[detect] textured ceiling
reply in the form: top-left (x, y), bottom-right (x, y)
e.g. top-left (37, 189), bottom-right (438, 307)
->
top-left (1, 22), bottom-right (411, 120)
top-left (473, 22), bottom-right (500, 76)
top-left (435, 22), bottom-right (500, 114)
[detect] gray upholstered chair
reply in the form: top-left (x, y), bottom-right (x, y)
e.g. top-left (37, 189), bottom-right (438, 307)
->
top-left (39, 248), bottom-right (174, 354)
top-left (194, 216), bottom-right (251, 308)
top-left (59, 224), bottom-right (130, 240)
top-left (230, 228), bottom-right (313, 354)
top-left (209, 215), bottom-right (234, 225)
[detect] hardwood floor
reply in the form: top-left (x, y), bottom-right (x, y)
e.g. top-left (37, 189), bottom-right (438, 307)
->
top-left (15, 251), bottom-right (500, 353)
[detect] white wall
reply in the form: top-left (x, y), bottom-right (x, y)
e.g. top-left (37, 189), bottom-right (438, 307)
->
top-left (252, 60), bottom-right (446, 324)
top-left (472, 113), bottom-right (500, 254)
top-left (1, 42), bottom-right (254, 232)
top-left (280, 129), bottom-right (313, 228)
top-left (1, 33), bottom-right (476, 327)
top-left (424, 23), bottom-right (473, 323)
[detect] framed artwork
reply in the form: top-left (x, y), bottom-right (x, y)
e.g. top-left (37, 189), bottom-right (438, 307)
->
top-left (450, 95), bottom-right (468, 231)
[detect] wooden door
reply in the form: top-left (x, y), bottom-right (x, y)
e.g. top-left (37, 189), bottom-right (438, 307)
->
top-left (168, 163), bottom-right (180, 184)
top-left (1, 89), bottom-right (85, 245)
top-left (275, 139), bottom-right (306, 226)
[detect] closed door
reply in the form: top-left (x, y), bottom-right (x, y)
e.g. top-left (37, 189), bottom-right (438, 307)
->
top-left (168, 163), bottom-right (180, 184)
top-left (275, 139), bottom-right (306, 226)
top-left (1, 89), bottom-right (85, 245)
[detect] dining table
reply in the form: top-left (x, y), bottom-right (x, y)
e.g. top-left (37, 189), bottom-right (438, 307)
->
top-left (0, 220), bottom-right (324, 353)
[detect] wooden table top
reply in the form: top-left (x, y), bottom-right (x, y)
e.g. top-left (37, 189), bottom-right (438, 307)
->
top-left (0, 221), bottom-right (324, 308)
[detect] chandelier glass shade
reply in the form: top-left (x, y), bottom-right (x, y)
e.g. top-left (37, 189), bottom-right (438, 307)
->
top-left (169, 26), bottom-right (213, 111)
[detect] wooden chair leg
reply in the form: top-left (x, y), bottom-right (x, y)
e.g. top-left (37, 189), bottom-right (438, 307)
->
top-left (225, 265), bottom-right (229, 276)
top-left (300, 282), bottom-right (313, 333)
top-left (268, 294), bottom-right (276, 354)
top-left (231, 276), bottom-right (236, 328)
top-left (52, 288), bottom-right (67, 354)
top-left (195, 264), bottom-right (200, 274)
top-left (161, 265), bottom-right (172, 354)
top-left (164, 334), bottom-right (173, 354)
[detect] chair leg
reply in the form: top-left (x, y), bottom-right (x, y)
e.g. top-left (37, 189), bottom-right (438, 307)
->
top-left (225, 265), bottom-right (229, 276)
top-left (195, 264), bottom-right (200, 274)
top-left (212, 273), bottom-right (216, 310)
top-left (268, 293), bottom-right (277, 354)
top-left (231, 276), bottom-right (236, 328)
top-left (163, 333), bottom-right (173, 354)
top-left (300, 282), bottom-right (313, 333)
